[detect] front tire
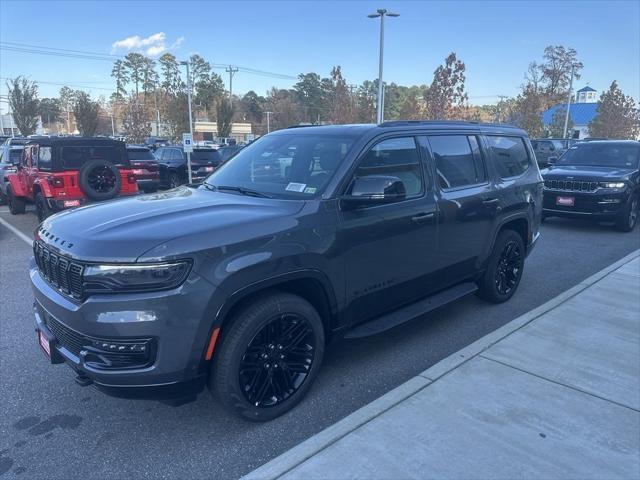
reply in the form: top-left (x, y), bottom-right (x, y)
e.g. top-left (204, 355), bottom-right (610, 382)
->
top-left (477, 229), bottom-right (525, 303)
top-left (6, 186), bottom-right (26, 215)
top-left (168, 172), bottom-right (181, 189)
top-left (35, 193), bottom-right (53, 222)
top-left (615, 194), bottom-right (639, 232)
top-left (210, 292), bottom-right (325, 422)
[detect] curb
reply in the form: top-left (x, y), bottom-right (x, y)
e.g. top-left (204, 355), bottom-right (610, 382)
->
top-left (243, 248), bottom-right (640, 480)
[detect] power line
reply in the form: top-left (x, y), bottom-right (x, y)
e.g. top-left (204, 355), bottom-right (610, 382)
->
top-left (0, 42), bottom-right (297, 80)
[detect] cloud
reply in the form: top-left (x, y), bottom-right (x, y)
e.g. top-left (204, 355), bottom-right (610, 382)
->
top-left (111, 32), bottom-right (184, 57)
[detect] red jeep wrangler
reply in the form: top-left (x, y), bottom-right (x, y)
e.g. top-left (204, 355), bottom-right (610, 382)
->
top-left (6, 137), bottom-right (138, 221)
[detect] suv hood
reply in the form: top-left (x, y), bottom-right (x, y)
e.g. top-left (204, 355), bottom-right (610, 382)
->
top-left (543, 165), bottom-right (635, 181)
top-left (38, 186), bottom-right (305, 262)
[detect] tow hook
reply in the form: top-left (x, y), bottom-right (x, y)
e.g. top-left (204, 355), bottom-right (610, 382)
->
top-left (74, 372), bottom-right (93, 387)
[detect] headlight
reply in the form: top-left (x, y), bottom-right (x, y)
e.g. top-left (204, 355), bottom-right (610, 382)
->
top-left (83, 261), bottom-right (192, 293)
top-left (599, 182), bottom-right (626, 190)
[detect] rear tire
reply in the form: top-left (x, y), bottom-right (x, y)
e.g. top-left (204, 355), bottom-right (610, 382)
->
top-left (615, 194), bottom-right (639, 232)
top-left (35, 193), bottom-right (53, 222)
top-left (6, 185), bottom-right (26, 215)
top-left (210, 292), bottom-right (325, 422)
top-left (477, 229), bottom-right (525, 303)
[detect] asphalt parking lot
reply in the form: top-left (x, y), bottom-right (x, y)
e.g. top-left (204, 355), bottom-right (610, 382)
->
top-left (1, 207), bottom-right (639, 479)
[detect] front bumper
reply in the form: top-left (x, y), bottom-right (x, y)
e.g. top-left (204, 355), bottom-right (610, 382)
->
top-left (542, 189), bottom-right (628, 219)
top-left (30, 259), bottom-right (226, 400)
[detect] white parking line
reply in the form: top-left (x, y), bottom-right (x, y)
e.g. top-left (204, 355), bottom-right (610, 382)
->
top-left (0, 217), bottom-right (33, 245)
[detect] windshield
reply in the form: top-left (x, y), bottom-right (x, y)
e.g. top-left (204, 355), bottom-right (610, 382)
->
top-left (551, 140), bottom-right (565, 150)
top-left (128, 149), bottom-right (156, 161)
top-left (558, 144), bottom-right (640, 168)
top-left (191, 149), bottom-right (222, 164)
top-left (203, 133), bottom-right (356, 199)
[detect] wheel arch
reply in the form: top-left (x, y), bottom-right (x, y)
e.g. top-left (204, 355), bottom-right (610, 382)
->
top-left (214, 270), bottom-right (339, 341)
top-left (482, 214), bottom-right (530, 269)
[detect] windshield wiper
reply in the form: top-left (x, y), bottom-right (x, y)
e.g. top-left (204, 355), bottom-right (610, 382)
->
top-left (212, 185), bottom-right (273, 198)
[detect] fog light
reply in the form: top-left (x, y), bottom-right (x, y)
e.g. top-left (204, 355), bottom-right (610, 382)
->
top-left (92, 340), bottom-right (149, 353)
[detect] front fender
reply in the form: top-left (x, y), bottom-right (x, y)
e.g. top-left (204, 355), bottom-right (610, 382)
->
top-left (6, 173), bottom-right (27, 197)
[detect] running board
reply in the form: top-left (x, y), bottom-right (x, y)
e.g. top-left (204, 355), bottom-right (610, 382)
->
top-left (344, 282), bottom-right (478, 339)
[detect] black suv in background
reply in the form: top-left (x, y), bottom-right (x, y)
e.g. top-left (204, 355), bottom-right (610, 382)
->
top-left (31, 121), bottom-right (542, 421)
top-left (154, 145), bottom-right (223, 188)
top-left (542, 140), bottom-right (640, 231)
top-left (127, 146), bottom-right (160, 193)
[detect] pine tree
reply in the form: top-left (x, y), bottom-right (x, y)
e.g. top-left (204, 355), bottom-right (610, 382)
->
top-left (589, 81), bottom-right (640, 139)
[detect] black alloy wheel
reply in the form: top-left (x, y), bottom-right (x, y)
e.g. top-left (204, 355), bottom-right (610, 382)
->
top-left (210, 292), bottom-right (325, 421)
top-left (239, 313), bottom-right (316, 408)
top-left (494, 240), bottom-right (523, 296)
top-left (616, 194), bottom-right (639, 232)
top-left (87, 165), bottom-right (117, 193)
top-left (168, 172), bottom-right (180, 189)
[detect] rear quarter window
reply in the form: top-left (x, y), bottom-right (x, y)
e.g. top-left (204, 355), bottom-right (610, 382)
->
top-left (486, 136), bottom-right (530, 178)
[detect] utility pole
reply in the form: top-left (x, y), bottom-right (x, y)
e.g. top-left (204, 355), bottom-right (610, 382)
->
top-left (226, 66), bottom-right (239, 107)
top-left (368, 9), bottom-right (399, 124)
top-left (563, 64), bottom-right (575, 139)
top-left (265, 111), bottom-right (273, 133)
top-left (110, 113), bottom-right (115, 136)
top-left (496, 95), bottom-right (508, 123)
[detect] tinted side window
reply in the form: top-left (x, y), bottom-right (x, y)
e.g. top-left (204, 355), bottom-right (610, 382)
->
top-left (486, 136), bottom-right (530, 178)
top-left (38, 146), bottom-right (52, 170)
top-left (429, 135), bottom-right (485, 189)
top-left (351, 137), bottom-right (423, 198)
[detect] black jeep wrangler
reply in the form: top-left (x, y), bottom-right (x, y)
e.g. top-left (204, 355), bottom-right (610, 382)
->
top-left (31, 122), bottom-right (542, 421)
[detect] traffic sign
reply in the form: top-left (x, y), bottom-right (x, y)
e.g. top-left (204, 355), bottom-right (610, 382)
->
top-left (182, 133), bottom-right (193, 153)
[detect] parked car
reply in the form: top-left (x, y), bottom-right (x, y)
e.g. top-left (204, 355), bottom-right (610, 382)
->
top-left (127, 145), bottom-right (160, 193)
top-left (31, 121), bottom-right (541, 420)
top-left (144, 137), bottom-right (169, 151)
top-left (6, 137), bottom-right (138, 221)
top-left (154, 145), bottom-right (223, 188)
top-left (542, 140), bottom-right (640, 231)
top-left (532, 138), bottom-right (567, 167)
top-left (217, 145), bottom-right (243, 163)
top-left (0, 141), bottom-right (27, 205)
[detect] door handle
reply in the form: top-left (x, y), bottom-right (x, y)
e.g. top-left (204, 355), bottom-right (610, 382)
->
top-left (411, 212), bottom-right (436, 224)
top-left (482, 198), bottom-right (500, 205)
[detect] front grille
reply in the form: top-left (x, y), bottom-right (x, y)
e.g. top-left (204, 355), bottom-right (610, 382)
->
top-left (544, 179), bottom-right (598, 192)
top-left (34, 241), bottom-right (84, 300)
top-left (44, 314), bottom-right (154, 370)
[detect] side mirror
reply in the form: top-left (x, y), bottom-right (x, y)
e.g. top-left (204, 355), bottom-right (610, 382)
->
top-left (547, 156), bottom-right (558, 165)
top-left (341, 175), bottom-right (406, 208)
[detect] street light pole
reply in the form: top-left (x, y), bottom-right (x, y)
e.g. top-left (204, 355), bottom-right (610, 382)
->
top-left (265, 111), bottom-right (273, 133)
top-left (563, 64), bottom-right (575, 139)
top-left (368, 8), bottom-right (399, 124)
top-left (181, 60), bottom-right (195, 183)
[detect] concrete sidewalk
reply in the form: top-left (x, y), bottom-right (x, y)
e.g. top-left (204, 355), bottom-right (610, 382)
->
top-left (245, 250), bottom-right (640, 480)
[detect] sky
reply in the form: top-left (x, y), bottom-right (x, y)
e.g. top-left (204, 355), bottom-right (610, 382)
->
top-left (1, 0), bottom-right (639, 110)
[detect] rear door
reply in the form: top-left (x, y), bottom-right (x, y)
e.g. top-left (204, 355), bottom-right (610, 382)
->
top-left (420, 134), bottom-right (497, 284)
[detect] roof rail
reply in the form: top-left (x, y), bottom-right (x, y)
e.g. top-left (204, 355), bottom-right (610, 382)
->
top-left (378, 120), bottom-right (520, 128)
top-left (286, 123), bottom-right (317, 129)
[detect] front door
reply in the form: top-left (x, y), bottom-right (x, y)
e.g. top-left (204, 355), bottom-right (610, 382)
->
top-left (338, 136), bottom-right (439, 325)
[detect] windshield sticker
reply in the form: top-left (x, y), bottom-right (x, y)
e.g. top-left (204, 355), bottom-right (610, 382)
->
top-left (286, 182), bottom-right (307, 192)
top-left (304, 187), bottom-right (317, 194)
